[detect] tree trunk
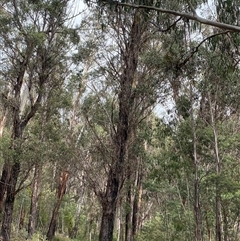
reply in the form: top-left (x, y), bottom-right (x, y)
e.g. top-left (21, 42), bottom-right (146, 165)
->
top-left (125, 161), bottom-right (137, 241)
top-left (0, 112), bottom-right (7, 138)
top-left (215, 195), bottom-right (222, 241)
top-left (125, 187), bottom-right (133, 241)
top-left (132, 166), bottom-right (143, 237)
top-left (98, 9), bottom-right (145, 241)
top-left (0, 163), bottom-right (11, 213)
top-left (99, 169), bottom-right (119, 241)
top-left (0, 111), bottom-right (26, 241)
top-left (19, 206), bottom-right (25, 230)
top-left (194, 176), bottom-right (201, 241)
top-left (190, 81), bottom-right (202, 241)
top-left (70, 184), bottom-right (85, 238)
top-left (116, 199), bottom-right (124, 241)
top-left (47, 171), bottom-right (69, 240)
top-left (1, 162), bottom-right (20, 241)
top-left (99, 203), bottom-right (116, 241)
top-left (0, 110), bottom-right (9, 213)
top-left (27, 164), bottom-right (42, 239)
top-left (208, 92), bottom-right (222, 241)
top-left (222, 206), bottom-right (228, 241)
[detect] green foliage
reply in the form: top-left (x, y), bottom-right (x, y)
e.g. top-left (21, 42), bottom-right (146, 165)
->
top-left (59, 196), bottom-right (76, 235)
top-left (176, 95), bottom-right (191, 119)
top-left (135, 215), bottom-right (165, 241)
top-left (0, 134), bottom-right (11, 164)
top-left (136, 211), bottom-right (193, 241)
top-left (73, 40), bottom-right (99, 63)
top-left (216, 0), bottom-right (240, 24)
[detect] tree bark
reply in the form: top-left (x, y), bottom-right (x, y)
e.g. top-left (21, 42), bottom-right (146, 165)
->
top-left (1, 162), bottom-right (20, 241)
top-left (19, 205), bottom-right (25, 230)
top-left (0, 110), bottom-right (9, 212)
top-left (125, 186), bottom-right (133, 241)
top-left (99, 203), bottom-right (116, 241)
top-left (0, 111), bottom-right (7, 138)
top-left (0, 163), bottom-right (11, 213)
top-left (27, 164), bottom-right (42, 239)
top-left (132, 165), bottom-right (143, 237)
top-left (194, 176), bottom-right (201, 241)
top-left (215, 195), bottom-right (222, 241)
top-left (99, 168), bottom-right (119, 241)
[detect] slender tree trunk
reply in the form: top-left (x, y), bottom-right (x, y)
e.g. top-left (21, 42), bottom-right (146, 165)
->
top-left (0, 110), bottom-right (9, 213)
top-left (194, 175), bottom-right (201, 241)
top-left (27, 164), bottom-right (42, 239)
top-left (0, 111), bottom-right (7, 138)
top-left (222, 207), bottom-right (228, 241)
top-left (208, 92), bottom-right (222, 241)
top-left (116, 199), bottom-right (123, 241)
top-left (215, 193), bottom-right (222, 241)
top-left (116, 198), bottom-right (124, 241)
top-left (70, 183), bottom-right (85, 238)
top-left (125, 186), bottom-right (133, 241)
top-left (132, 166), bottom-right (143, 237)
top-left (19, 205), bottom-right (25, 230)
top-left (47, 171), bottom-right (69, 240)
top-left (191, 83), bottom-right (202, 241)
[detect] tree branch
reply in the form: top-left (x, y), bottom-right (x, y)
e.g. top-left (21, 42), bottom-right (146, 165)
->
top-left (150, 17), bottom-right (182, 32)
top-left (178, 30), bottom-right (230, 67)
top-left (107, 1), bottom-right (240, 32)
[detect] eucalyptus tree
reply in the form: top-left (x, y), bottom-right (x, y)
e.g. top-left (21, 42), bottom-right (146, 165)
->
top-left (93, 1), bottom-right (240, 241)
top-left (79, 5), bottom-right (172, 241)
top-left (26, 77), bottom-right (75, 239)
top-left (198, 39), bottom-right (240, 241)
top-left (0, 1), bottom-right (76, 240)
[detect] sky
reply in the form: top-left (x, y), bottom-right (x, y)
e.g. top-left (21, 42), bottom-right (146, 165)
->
top-left (68, 0), bottom-right (88, 27)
